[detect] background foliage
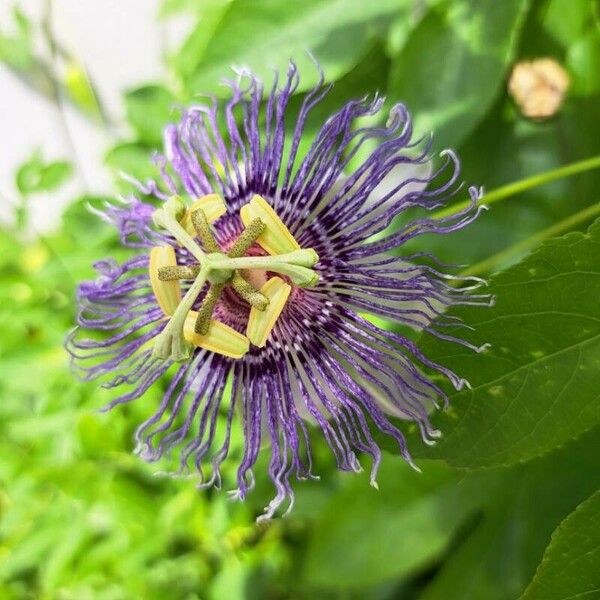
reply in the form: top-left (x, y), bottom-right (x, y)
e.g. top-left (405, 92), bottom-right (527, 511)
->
top-left (1, 1), bottom-right (599, 598)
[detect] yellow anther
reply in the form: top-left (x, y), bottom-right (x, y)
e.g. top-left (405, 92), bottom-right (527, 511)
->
top-left (183, 311), bottom-right (249, 359)
top-left (240, 194), bottom-right (300, 256)
top-left (246, 276), bottom-right (291, 348)
top-left (149, 245), bottom-right (181, 316)
top-left (181, 194), bottom-right (227, 235)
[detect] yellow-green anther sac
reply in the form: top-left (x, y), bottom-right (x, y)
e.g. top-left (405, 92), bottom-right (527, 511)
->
top-left (227, 217), bottom-right (269, 309)
top-left (153, 266), bottom-right (209, 361)
top-left (191, 209), bottom-right (221, 253)
top-left (181, 194), bottom-right (226, 235)
top-left (158, 265), bottom-right (200, 281)
top-left (227, 218), bottom-right (266, 257)
top-left (231, 273), bottom-right (269, 310)
top-left (195, 282), bottom-right (225, 335)
top-left (152, 196), bottom-right (206, 263)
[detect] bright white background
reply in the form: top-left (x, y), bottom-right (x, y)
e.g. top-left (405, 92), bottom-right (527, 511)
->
top-left (0, 0), bottom-right (191, 232)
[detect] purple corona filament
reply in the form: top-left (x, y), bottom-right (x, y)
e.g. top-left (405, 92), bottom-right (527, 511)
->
top-left (67, 63), bottom-right (491, 521)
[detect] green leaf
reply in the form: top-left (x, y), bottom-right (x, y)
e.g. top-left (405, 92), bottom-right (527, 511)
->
top-left (167, 0), bottom-right (232, 84)
top-left (0, 6), bottom-right (35, 71)
top-left (183, 0), bottom-right (404, 96)
top-left (159, 0), bottom-right (212, 17)
top-left (302, 458), bottom-right (505, 588)
top-left (521, 489), bottom-right (600, 600)
top-left (420, 428), bottom-right (600, 600)
top-left (15, 150), bottom-right (43, 195)
top-left (38, 161), bottom-right (73, 191)
top-left (388, 0), bottom-right (529, 149)
top-left (124, 85), bottom-right (176, 145)
top-left (15, 151), bottom-right (73, 196)
top-left (567, 30), bottom-right (600, 97)
top-left (64, 61), bottom-right (102, 117)
top-left (541, 0), bottom-right (597, 49)
top-left (412, 217), bottom-right (600, 468)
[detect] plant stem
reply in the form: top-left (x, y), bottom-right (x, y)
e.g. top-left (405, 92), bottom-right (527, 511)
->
top-left (461, 201), bottom-right (600, 277)
top-left (433, 154), bottom-right (600, 220)
top-left (153, 266), bottom-right (208, 360)
top-left (212, 251), bottom-right (319, 286)
top-left (214, 250), bottom-right (317, 271)
top-left (153, 209), bottom-right (206, 263)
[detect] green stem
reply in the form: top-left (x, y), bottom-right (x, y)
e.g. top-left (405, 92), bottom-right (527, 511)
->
top-left (215, 250), bottom-right (318, 270)
top-left (212, 250), bottom-right (319, 287)
top-left (156, 210), bottom-right (206, 262)
top-left (433, 154), bottom-right (600, 220)
top-left (153, 266), bottom-right (209, 361)
top-left (461, 201), bottom-right (600, 277)
top-left (153, 199), bottom-right (207, 262)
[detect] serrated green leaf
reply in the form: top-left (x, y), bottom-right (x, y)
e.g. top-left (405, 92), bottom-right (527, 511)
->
top-left (388, 0), bottom-right (529, 149)
top-left (521, 488), bottom-right (600, 600)
top-left (412, 217), bottom-right (600, 468)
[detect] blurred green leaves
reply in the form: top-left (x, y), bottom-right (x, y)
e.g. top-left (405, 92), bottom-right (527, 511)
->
top-left (104, 142), bottom-right (158, 185)
top-left (0, 6), bottom-right (34, 71)
top-left (124, 85), bottom-right (176, 145)
top-left (302, 427), bottom-right (600, 596)
top-left (0, 206), bottom-right (273, 599)
top-left (15, 150), bottom-right (73, 197)
top-left (176, 0), bottom-right (406, 96)
top-left (13, 150), bottom-right (73, 233)
top-left (304, 461), bottom-right (502, 588)
top-left (104, 85), bottom-right (177, 192)
top-left (389, 0), bottom-right (529, 149)
top-left (63, 61), bottom-right (103, 117)
top-left (0, 4), bottom-right (103, 120)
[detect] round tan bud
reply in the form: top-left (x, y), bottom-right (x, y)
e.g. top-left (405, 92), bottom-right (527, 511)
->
top-left (508, 58), bottom-right (570, 119)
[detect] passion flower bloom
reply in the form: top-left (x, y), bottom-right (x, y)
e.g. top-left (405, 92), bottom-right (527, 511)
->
top-left (68, 64), bottom-right (490, 520)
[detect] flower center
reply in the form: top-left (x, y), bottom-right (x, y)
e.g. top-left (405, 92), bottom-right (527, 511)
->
top-left (149, 194), bottom-right (319, 361)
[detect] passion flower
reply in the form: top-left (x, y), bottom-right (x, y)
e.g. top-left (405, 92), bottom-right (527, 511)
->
top-left (67, 64), bottom-right (490, 520)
